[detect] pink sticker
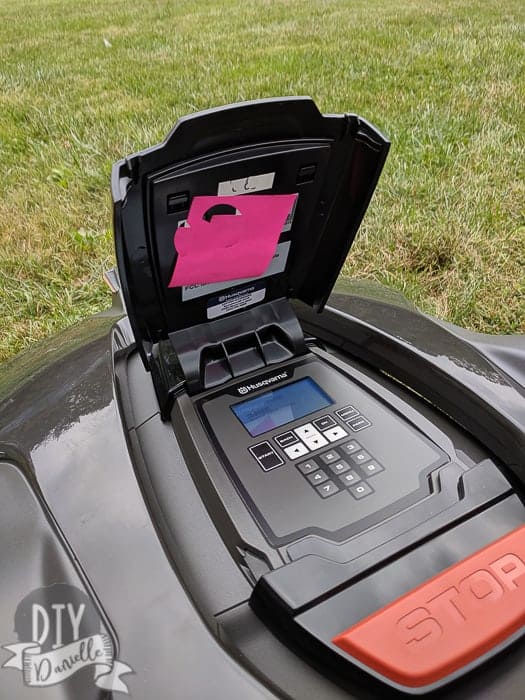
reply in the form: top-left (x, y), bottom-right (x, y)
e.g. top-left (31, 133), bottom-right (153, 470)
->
top-left (168, 194), bottom-right (296, 287)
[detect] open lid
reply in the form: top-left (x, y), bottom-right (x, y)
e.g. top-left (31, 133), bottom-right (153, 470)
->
top-left (112, 97), bottom-right (389, 372)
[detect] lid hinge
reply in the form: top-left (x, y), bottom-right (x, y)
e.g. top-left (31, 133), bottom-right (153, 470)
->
top-left (151, 298), bottom-right (307, 418)
top-left (149, 339), bottom-right (187, 420)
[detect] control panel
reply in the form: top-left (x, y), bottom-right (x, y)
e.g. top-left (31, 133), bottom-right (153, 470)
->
top-left (200, 358), bottom-right (448, 546)
top-left (249, 409), bottom-right (377, 502)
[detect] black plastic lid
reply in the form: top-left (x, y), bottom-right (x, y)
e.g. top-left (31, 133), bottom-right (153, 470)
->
top-left (112, 97), bottom-right (389, 366)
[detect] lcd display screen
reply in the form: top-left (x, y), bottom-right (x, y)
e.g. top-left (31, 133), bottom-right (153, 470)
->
top-left (231, 377), bottom-right (333, 437)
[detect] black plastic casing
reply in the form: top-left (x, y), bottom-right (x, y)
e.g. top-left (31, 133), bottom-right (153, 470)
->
top-left (106, 99), bottom-right (525, 697)
top-left (1, 281), bottom-right (524, 698)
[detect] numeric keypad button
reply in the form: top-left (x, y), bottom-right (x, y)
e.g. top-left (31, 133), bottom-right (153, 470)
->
top-left (316, 481), bottom-right (340, 498)
top-left (349, 482), bottom-right (374, 499)
top-left (306, 470), bottom-right (329, 486)
top-left (329, 460), bottom-right (351, 476)
top-left (350, 450), bottom-right (372, 466)
top-left (339, 470), bottom-right (362, 486)
top-left (340, 440), bottom-right (361, 455)
top-left (320, 450), bottom-right (340, 465)
top-left (297, 460), bottom-right (318, 475)
top-left (361, 461), bottom-right (384, 477)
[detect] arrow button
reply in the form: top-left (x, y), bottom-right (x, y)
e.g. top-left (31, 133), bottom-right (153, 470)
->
top-left (303, 432), bottom-right (328, 451)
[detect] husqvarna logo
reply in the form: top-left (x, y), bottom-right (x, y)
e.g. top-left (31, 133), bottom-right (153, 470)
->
top-left (397, 553), bottom-right (525, 646)
top-left (236, 371), bottom-right (290, 396)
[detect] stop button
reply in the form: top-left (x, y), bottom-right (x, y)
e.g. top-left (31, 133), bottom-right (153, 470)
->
top-left (332, 525), bottom-right (525, 688)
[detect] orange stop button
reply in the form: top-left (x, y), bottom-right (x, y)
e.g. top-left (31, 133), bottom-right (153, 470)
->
top-left (332, 525), bottom-right (525, 688)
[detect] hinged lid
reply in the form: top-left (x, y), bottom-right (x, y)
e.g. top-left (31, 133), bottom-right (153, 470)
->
top-left (112, 97), bottom-right (389, 375)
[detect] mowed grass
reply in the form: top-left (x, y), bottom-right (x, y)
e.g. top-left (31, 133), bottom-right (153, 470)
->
top-left (0, 0), bottom-right (523, 363)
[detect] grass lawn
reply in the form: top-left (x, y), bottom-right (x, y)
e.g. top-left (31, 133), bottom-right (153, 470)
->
top-left (0, 0), bottom-right (523, 363)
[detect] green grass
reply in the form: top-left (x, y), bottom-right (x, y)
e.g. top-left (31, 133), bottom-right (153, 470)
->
top-left (0, 0), bottom-right (524, 363)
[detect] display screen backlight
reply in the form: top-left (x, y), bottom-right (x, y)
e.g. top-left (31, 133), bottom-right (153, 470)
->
top-left (231, 377), bottom-right (333, 437)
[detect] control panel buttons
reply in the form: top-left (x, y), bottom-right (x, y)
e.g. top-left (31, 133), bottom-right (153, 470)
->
top-left (339, 470), bottom-right (362, 486)
top-left (284, 443), bottom-right (309, 460)
top-left (303, 433), bottom-right (329, 451)
top-left (340, 440), bottom-right (361, 455)
top-left (313, 415), bottom-right (337, 432)
top-left (274, 431), bottom-right (299, 449)
top-left (336, 405), bottom-right (359, 421)
top-left (296, 460), bottom-right (318, 475)
top-left (349, 482), bottom-right (374, 499)
top-left (249, 399), bottom-right (377, 491)
top-left (324, 426), bottom-right (348, 443)
top-left (295, 442), bottom-right (384, 499)
top-left (329, 460), bottom-right (351, 476)
top-left (306, 470), bottom-right (329, 485)
top-left (316, 481), bottom-right (340, 498)
top-left (320, 450), bottom-right (340, 465)
top-left (294, 423), bottom-right (319, 440)
top-left (350, 450), bottom-right (372, 466)
top-left (362, 461), bottom-right (384, 476)
top-left (249, 442), bottom-right (284, 471)
top-left (347, 416), bottom-right (371, 432)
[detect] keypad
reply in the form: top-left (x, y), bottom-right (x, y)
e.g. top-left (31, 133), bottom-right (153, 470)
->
top-left (269, 418), bottom-right (350, 463)
top-left (249, 403), bottom-right (373, 479)
top-left (296, 440), bottom-right (384, 499)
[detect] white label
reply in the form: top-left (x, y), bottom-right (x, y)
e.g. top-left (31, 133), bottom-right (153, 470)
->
top-left (181, 241), bottom-right (290, 301)
top-left (282, 195), bottom-right (297, 233)
top-left (207, 285), bottom-right (266, 320)
top-left (217, 172), bottom-right (275, 196)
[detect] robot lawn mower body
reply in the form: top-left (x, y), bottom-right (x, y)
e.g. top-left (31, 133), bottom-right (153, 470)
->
top-left (1, 98), bottom-right (524, 699)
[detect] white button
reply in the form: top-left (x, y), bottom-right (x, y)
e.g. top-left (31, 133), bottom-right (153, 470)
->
top-left (303, 433), bottom-right (329, 451)
top-left (293, 423), bottom-right (318, 440)
top-left (324, 426), bottom-right (348, 442)
top-left (284, 443), bottom-right (309, 460)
